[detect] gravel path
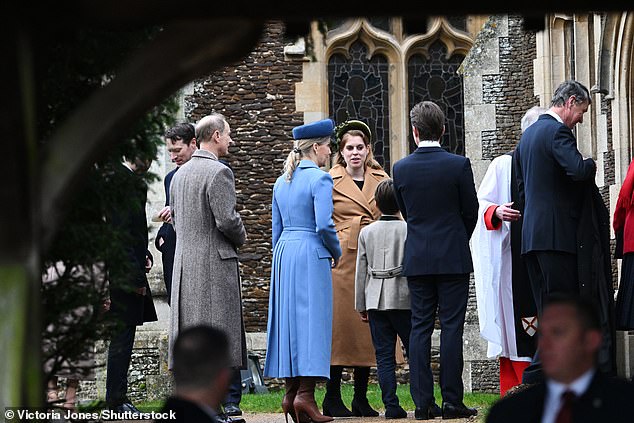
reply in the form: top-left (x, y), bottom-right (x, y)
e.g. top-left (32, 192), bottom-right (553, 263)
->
top-left (241, 412), bottom-right (480, 423)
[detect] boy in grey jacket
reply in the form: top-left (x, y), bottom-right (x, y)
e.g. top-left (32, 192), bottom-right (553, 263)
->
top-left (356, 179), bottom-right (427, 419)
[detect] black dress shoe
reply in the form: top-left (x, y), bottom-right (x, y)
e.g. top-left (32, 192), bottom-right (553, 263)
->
top-left (111, 401), bottom-right (142, 415)
top-left (224, 403), bottom-right (243, 416)
top-left (414, 403), bottom-right (441, 420)
top-left (429, 403), bottom-right (442, 418)
top-left (441, 402), bottom-right (477, 419)
top-left (414, 408), bottom-right (430, 420)
top-left (385, 406), bottom-right (408, 419)
top-left (218, 412), bottom-right (246, 423)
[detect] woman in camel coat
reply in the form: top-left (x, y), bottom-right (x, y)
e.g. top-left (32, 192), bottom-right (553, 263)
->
top-left (325, 120), bottom-right (389, 417)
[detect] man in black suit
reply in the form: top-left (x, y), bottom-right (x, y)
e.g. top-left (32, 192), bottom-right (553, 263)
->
top-left (106, 157), bottom-right (158, 413)
top-left (155, 123), bottom-right (197, 305)
top-left (486, 294), bottom-right (634, 423)
top-left (392, 100), bottom-right (479, 419)
top-left (157, 325), bottom-right (232, 423)
top-left (515, 80), bottom-right (597, 384)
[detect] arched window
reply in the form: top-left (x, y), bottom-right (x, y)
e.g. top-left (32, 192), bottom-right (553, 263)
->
top-left (296, 17), bottom-right (478, 171)
top-left (408, 40), bottom-right (466, 154)
top-left (328, 41), bottom-right (391, 170)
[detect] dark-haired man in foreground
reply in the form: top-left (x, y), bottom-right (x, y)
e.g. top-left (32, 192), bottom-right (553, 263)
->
top-left (486, 294), bottom-right (634, 423)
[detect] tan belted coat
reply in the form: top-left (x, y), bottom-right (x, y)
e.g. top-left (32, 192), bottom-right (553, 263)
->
top-left (329, 164), bottom-right (388, 366)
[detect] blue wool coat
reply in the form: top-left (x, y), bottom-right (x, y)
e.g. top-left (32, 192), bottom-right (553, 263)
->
top-left (264, 160), bottom-right (342, 378)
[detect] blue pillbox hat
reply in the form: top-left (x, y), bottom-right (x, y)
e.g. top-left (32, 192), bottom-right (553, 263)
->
top-left (292, 118), bottom-right (335, 140)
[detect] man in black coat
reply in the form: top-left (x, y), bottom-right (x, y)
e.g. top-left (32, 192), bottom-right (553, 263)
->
top-left (393, 100), bottom-right (479, 420)
top-left (515, 80), bottom-right (597, 384)
top-left (486, 294), bottom-right (634, 423)
top-left (106, 157), bottom-right (158, 413)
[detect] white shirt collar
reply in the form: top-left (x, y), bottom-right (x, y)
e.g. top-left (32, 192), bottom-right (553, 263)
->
top-left (546, 110), bottom-right (564, 124)
top-left (542, 368), bottom-right (595, 423)
top-left (122, 161), bottom-right (134, 172)
top-left (416, 140), bottom-right (441, 148)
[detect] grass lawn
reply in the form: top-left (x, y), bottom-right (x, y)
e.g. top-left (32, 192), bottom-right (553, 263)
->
top-left (137, 384), bottom-right (500, 421)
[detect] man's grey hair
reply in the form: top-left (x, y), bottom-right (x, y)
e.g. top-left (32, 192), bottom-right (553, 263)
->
top-left (521, 106), bottom-right (548, 133)
top-left (550, 80), bottom-right (591, 107)
top-left (196, 113), bottom-right (227, 144)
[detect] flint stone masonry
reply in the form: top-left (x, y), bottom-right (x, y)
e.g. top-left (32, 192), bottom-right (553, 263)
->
top-left (460, 14), bottom-right (537, 393)
top-left (184, 22), bottom-right (304, 333)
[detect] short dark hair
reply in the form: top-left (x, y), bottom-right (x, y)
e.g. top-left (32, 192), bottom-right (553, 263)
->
top-left (165, 123), bottom-right (196, 144)
top-left (543, 293), bottom-right (601, 332)
top-left (550, 80), bottom-right (592, 107)
top-left (172, 325), bottom-right (230, 389)
top-left (409, 101), bottom-right (445, 141)
top-left (375, 178), bottom-right (399, 215)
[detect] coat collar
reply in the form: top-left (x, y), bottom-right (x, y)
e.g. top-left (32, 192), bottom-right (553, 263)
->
top-left (414, 146), bottom-right (445, 154)
top-left (192, 149), bottom-right (218, 160)
top-left (298, 159), bottom-right (319, 169)
top-left (330, 164), bottom-right (387, 215)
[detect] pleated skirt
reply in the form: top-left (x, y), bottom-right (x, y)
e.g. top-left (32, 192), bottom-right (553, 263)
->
top-left (264, 229), bottom-right (333, 378)
top-left (616, 252), bottom-right (634, 330)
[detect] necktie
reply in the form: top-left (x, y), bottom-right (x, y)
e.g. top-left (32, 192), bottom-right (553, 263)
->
top-left (554, 390), bottom-right (576, 423)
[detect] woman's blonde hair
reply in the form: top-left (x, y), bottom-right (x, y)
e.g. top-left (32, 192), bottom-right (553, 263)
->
top-left (333, 129), bottom-right (382, 170)
top-left (283, 136), bottom-right (330, 181)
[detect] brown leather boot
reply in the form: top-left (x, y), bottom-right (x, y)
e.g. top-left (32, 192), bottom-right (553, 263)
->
top-left (293, 377), bottom-right (333, 423)
top-left (282, 377), bottom-right (300, 423)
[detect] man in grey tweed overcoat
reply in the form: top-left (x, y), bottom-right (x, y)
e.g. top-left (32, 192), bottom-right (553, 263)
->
top-left (169, 113), bottom-right (247, 374)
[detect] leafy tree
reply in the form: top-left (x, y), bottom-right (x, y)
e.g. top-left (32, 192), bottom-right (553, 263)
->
top-left (37, 26), bottom-right (178, 396)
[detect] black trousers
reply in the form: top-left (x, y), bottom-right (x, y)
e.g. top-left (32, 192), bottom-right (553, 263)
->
top-left (106, 324), bottom-right (137, 405)
top-left (407, 274), bottom-right (469, 409)
top-left (223, 368), bottom-right (243, 405)
top-left (524, 250), bottom-right (578, 314)
top-left (522, 251), bottom-right (578, 384)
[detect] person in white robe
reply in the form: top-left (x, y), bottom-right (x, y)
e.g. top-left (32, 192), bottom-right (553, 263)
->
top-left (472, 106), bottom-right (546, 395)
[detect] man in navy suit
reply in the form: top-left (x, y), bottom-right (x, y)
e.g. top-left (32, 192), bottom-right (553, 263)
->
top-left (155, 123), bottom-right (198, 305)
top-left (515, 80), bottom-right (596, 384)
top-left (393, 101), bottom-right (479, 420)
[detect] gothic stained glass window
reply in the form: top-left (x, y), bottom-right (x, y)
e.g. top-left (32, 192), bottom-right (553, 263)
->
top-left (328, 41), bottom-right (391, 172)
top-left (408, 40), bottom-right (466, 155)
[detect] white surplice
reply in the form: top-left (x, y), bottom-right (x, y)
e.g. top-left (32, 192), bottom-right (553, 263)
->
top-left (472, 154), bottom-right (530, 361)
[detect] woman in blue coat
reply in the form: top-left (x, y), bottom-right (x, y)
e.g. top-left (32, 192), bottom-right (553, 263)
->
top-left (264, 119), bottom-right (342, 423)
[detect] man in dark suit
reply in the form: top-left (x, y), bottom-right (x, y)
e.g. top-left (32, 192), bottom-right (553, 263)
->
top-left (106, 156), bottom-right (158, 413)
top-left (157, 325), bottom-right (232, 423)
top-left (392, 101), bottom-right (479, 420)
top-left (155, 123), bottom-right (197, 305)
top-left (515, 80), bottom-right (597, 384)
top-left (486, 294), bottom-right (634, 423)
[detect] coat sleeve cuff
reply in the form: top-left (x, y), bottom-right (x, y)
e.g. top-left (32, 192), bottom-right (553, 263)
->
top-left (484, 205), bottom-right (502, 230)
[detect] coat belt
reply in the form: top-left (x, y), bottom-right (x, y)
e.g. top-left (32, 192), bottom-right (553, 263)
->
top-left (335, 215), bottom-right (373, 250)
top-left (369, 265), bottom-right (403, 278)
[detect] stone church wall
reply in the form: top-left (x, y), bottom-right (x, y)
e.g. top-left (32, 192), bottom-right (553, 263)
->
top-left (460, 14), bottom-right (538, 393)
